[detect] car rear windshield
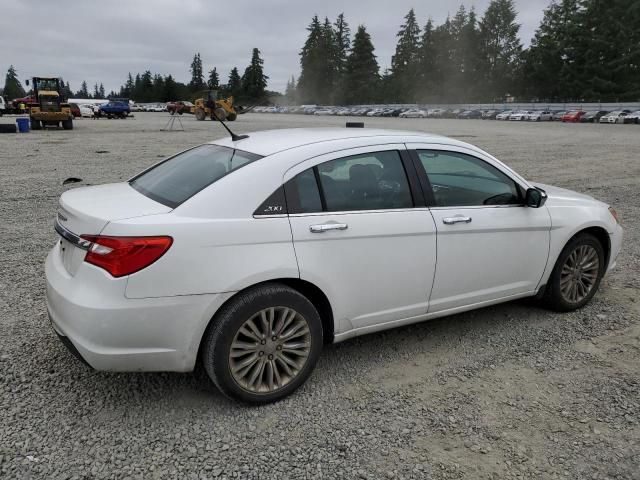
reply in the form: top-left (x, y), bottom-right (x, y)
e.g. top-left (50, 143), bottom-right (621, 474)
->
top-left (130, 144), bottom-right (262, 208)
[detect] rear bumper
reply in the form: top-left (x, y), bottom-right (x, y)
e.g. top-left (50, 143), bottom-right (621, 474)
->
top-left (45, 244), bottom-right (231, 372)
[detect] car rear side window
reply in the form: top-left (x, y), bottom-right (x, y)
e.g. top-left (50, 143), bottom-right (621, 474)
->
top-left (286, 150), bottom-right (413, 213)
top-left (130, 145), bottom-right (262, 208)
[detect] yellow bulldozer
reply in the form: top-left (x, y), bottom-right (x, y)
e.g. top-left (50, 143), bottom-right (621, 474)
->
top-left (191, 89), bottom-right (238, 121)
top-left (26, 76), bottom-right (73, 130)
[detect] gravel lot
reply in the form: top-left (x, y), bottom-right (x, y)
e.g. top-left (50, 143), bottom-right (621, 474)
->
top-left (1, 113), bottom-right (638, 479)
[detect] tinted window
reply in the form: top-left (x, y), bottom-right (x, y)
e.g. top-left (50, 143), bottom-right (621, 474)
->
top-left (287, 169), bottom-right (323, 213)
top-left (317, 151), bottom-right (412, 211)
top-left (130, 145), bottom-right (262, 208)
top-left (418, 150), bottom-right (521, 207)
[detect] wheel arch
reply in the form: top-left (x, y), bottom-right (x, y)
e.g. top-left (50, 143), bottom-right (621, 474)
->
top-left (195, 278), bottom-right (335, 370)
top-left (573, 226), bottom-right (611, 269)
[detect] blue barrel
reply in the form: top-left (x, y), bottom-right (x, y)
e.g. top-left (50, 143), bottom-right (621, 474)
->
top-left (16, 117), bottom-right (30, 133)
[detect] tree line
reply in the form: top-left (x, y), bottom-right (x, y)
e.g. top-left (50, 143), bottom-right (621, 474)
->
top-left (1, 48), bottom-right (269, 104)
top-left (2, 1), bottom-right (638, 105)
top-left (292, 0), bottom-right (640, 104)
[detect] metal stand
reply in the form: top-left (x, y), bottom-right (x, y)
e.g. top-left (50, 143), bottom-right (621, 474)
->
top-left (161, 112), bottom-right (184, 131)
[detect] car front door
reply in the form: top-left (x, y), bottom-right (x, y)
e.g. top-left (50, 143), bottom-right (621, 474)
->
top-left (284, 145), bottom-right (437, 335)
top-left (409, 145), bottom-right (552, 313)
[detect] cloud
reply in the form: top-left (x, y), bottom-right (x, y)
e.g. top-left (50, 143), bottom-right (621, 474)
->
top-left (0, 0), bottom-right (548, 95)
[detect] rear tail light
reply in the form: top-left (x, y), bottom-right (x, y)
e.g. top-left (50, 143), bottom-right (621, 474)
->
top-left (79, 235), bottom-right (173, 277)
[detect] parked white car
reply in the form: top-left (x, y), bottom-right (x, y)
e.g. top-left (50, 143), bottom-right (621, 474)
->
top-left (313, 109), bottom-right (334, 116)
top-left (46, 128), bottom-right (622, 403)
top-left (399, 109), bottom-right (427, 118)
top-left (495, 110), bottom-right (513, 120)
top-left (528, 110), bottom-right (553, 122)
top-left (599, 111), bottom-right (629, 124)
top-left (78, 104), bottom-right (93, 118)
top-left (509, 110), bottom-right (533, 121)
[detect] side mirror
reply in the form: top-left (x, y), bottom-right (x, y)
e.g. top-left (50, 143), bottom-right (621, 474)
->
top-left (25, 79), bottom-right (30, 86)
top-left (525, 187), bottom-right (547, 208)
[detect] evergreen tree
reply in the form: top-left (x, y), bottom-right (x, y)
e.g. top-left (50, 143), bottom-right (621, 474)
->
top-left (207, 67), bottom-right (220, 89)
top-left (140, 71), bottom-right (153, 102)
top-left (479, 0), bottom-right (523, 100)
top-left (298, 15), bottom-right (326, 103)
top-left (227, 67), bottom-right (242, 97)
top-left (63, 81), bottom-right (73, 99)
top-left (524, 0), bottom-right (579, 101)
top-left (285, 75), bottom-right (297, 103)
top-left (3, 65), bottom-right (26, 99)
top-left (343, 25), bottom-right (380, 104)
top-left (121, 73), bottom-right (134, 98)
top-left (76, 81), bottom-right (90, 98)
top-left (189, 53), bottom-right (205, 92)
top-left (241, 48), bottom-right (269, 101)
top-left (332, 13), bottom-right (351, 103)
top-left (93, 83), bottom-right (100, 98)
top-left (417, 19), bottom-right (437, 102)
top-left (163, 74), bottom-right (178, 101)
top-left (390, 9), bottom-right (421, 102)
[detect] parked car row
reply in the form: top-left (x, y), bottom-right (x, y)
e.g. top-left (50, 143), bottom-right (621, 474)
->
top-left (130, 103), bottom-right (168, 112)
top-left (251, 105), bottom-right (640, 124)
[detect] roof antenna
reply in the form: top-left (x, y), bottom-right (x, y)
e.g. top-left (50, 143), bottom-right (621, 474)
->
top-left (212, 111), bottom-right (249, 142)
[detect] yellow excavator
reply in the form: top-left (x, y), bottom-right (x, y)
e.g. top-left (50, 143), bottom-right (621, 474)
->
top-left (192, 89), bottom-right (238, 121)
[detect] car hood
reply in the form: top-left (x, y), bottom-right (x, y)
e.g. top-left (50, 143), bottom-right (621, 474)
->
top-left (533, 183), bottom-right (602, 206)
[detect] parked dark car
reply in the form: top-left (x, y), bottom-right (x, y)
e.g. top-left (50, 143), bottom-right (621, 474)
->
top-left (481, 109), bottom-right (500, 119)
top-left (69, 103), bottom-right (81, 118)
top-left (623, 111), bottom-right (640, 124)
top-left (458, 109), bottom-right (483, 119)
top-left (98, 101), bottom-right (130, 119)
top-left (579, 111), bottom-right (609, 123)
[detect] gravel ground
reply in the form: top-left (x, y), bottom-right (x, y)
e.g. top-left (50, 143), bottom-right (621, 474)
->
top-left (1, 113), bottom-right (639, 479)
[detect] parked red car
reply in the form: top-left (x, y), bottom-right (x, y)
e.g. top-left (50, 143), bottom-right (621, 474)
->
top-left (561, 110), bottom-right (584, 122)
top-left (166, 101), bottom-right (194, 115)
top-left (69, 103), bottom-right (81, 118)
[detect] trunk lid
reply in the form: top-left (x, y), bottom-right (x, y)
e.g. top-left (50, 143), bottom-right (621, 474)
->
top-left (55, 183), bottom-right (172, 276)
top-left (57, 183), bottom-right (172, 235)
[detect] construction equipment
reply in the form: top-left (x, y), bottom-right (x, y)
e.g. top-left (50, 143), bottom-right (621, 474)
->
top-left (192, 90), bottom-right (238, 122)
top-left (26, 77), bottom-right (73, 130)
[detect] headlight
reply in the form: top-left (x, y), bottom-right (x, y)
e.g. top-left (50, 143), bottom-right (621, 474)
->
top-left (608, 206), bottom-right (620, 224)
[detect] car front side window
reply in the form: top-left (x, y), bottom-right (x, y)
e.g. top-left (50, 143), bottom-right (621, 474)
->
top-left (417, 150), bottom-right (522, 207)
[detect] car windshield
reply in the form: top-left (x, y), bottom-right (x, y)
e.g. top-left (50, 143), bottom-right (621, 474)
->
top-left (130, 144), bottom-right (262, 208)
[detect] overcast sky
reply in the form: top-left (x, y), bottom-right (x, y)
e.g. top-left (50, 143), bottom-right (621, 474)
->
top-left (1, 0), bottom-right (549, 95)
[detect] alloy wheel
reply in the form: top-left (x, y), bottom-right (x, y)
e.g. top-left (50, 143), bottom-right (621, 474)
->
top-left (229, 307), bottom-right (311, 394)
top-left (560, 245), bottom-right (600, 304)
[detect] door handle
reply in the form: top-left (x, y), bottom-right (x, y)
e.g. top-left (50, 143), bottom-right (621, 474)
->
top-left (309, 223), bottom-right (348, 233)
top-left (443, 216), bottom-right (472, 225)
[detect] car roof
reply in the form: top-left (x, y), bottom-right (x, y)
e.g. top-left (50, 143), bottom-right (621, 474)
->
top-left (209, 128), bottom-right (455, 156)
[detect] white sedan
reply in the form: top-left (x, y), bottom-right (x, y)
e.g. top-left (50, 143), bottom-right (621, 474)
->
top-left (399, 109), bottom-right (427, 118)
top-left (599, 111), bottom-right (629, 124)
top-left (528, 110), bottom-right (553, 122)
top-left (46, 128), bottom-right (623, 403)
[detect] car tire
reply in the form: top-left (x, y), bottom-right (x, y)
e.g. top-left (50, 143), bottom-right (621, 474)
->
top-left (195, 108), bottom-right (206, 121)
top-left (30, 119), bottom-right (41, 130)
top-left (62, 119), bottom-right (73, 130)
top-left (201, 283), bottom-right (323, 404)
top-left (226, 112), bottom-right (237, 121)
top-left (542, 233), bottom-right (605, 312)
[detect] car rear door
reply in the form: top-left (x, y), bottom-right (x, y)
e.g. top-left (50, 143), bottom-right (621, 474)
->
top-left (284, 144), bottom-right (437, 335)
top-left (408, 144), bottom-right (551, 313)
